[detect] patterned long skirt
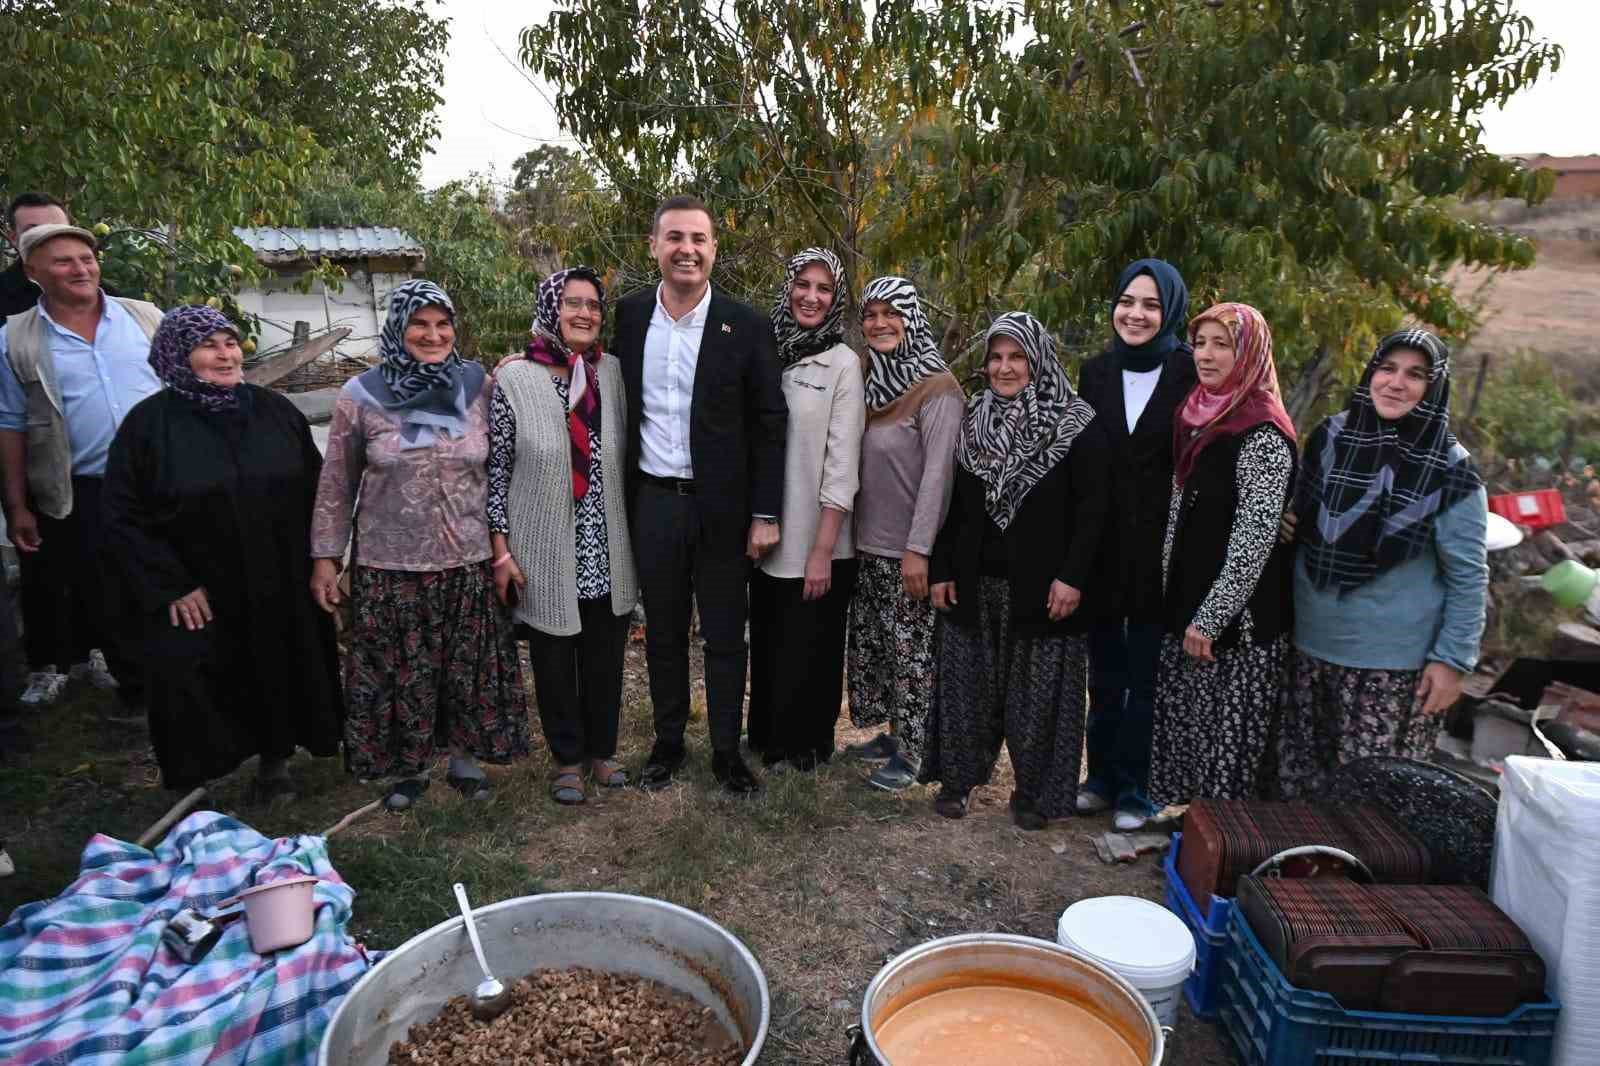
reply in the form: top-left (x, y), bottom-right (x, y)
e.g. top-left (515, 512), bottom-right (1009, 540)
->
top-left (1277, 648), bottom-right (1430, 799)
top-left (846, 553), bottom-right (936, 757)
top-left (919, 578), bottom-right (1088, 818)
top-left (344, 562), bottom-right (530, 779)
top-left (1148, 632), bottom-right (1288, 809)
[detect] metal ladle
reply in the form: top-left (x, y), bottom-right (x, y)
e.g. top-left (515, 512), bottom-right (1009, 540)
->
top-left (452, 882), bottom-right (512, 1020)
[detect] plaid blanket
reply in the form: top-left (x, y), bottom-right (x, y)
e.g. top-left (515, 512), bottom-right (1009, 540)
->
top-left (0, 811), bottom-right (371, 1066)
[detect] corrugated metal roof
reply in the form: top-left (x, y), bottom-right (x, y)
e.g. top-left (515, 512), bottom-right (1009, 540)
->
top-left (232, 226), bottom-right (425, 264)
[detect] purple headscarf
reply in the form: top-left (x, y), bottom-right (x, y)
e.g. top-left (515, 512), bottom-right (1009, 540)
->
top-left (148, 306), bottom-right (244, 412)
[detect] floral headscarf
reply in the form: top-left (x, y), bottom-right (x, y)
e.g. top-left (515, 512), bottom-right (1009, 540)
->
top-left (1172, 302), bottom-right (1296, 486)
top-left (147, 306), bottom-right (244, 412)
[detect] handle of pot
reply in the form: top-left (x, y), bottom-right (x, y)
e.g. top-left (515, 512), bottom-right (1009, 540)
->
top-left (1251, 844), bottom-right (1374, 883)
top-left (847, 1024), bottom-right (876, 1065)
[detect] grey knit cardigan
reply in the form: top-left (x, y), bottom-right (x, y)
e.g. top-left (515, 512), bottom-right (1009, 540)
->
top-left (494, 356), bottom-right (637, 636)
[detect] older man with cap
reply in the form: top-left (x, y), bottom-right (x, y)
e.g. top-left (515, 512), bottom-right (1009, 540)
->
top-left (0, 222), bottom-right (162, 710)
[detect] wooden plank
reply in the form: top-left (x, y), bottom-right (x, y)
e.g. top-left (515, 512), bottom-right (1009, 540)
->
top-left (243, 327), bottom-right (351, 386)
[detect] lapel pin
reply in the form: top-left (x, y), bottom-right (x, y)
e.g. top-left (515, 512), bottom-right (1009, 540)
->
top-left (721, 323), bottom-right (733, 333)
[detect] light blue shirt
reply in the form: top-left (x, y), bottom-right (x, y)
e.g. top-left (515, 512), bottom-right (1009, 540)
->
top-left (0, 293), bottom-right (162, 476)
top-left (1293, 486), bottom-right (1489, 674)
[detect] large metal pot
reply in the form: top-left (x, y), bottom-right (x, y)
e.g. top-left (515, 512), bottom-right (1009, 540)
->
top-left (849, 933), bottom-right (1165, 1065)
top-left (318, 891), bottom-right (769, 1066)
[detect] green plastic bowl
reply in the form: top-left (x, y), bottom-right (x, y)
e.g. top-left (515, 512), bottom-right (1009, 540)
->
top-left (1541, 559), bottom-right (1599, 609)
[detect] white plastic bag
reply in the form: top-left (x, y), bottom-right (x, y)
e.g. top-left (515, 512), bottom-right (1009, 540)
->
top-left (1492, 756), bottom-right (1600, 1066)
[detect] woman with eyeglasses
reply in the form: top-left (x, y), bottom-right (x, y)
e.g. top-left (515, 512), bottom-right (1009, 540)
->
top-left (487, 267), bottom-right (637, 805)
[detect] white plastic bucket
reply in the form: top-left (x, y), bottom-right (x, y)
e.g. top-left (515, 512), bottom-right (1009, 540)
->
top-left (234, 875), bottom-right (319, 953)
top-left (1057, 895), bottom-right (1195, 1027)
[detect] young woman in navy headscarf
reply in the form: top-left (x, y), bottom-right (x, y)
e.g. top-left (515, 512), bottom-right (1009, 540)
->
top-left (1074, 259), bottom-right (1195, 830)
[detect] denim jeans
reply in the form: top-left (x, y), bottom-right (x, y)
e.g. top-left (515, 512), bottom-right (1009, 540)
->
top-left (1085, 618), bottom-right (1164, 814)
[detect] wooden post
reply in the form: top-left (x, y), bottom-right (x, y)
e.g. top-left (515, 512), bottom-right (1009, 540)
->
top-left (137, 786), bottom-right (207, 848)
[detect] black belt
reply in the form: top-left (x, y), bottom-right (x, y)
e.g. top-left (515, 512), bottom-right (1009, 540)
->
top-left (639, 471), bottom-right (696, 495)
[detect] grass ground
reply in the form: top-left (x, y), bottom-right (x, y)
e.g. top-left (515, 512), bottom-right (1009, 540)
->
top-left (0, 640), bottom-right (1233, 1065)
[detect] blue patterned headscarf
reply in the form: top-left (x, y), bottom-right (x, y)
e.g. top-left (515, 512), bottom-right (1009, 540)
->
top-left (148, 306), bottom-right (243, 412)
top-left (352, 279), bottom-right (485, 448)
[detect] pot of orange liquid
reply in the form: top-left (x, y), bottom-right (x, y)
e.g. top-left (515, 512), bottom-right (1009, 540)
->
top-left (849, 933), bottom-right (1164, 1066)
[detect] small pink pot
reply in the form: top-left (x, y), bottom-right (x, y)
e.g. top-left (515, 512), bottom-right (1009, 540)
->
top-left (231, 876), bottom-right (319, 953)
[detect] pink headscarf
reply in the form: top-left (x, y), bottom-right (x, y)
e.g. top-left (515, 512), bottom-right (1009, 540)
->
top-left (1173, 302), bottom-right (1296, 486)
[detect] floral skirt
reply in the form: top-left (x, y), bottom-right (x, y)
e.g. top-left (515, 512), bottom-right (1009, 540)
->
top-left (919, 578), bottom-right (1088, 819)
top-left (1277, 649), bottom-right (1430, 800)
top-left (846, 553), bottom-right (936, 757)
top-left (1148, 632), bottom-right (1288, 809)
top-left (344, 562), bottom-right (529, 779)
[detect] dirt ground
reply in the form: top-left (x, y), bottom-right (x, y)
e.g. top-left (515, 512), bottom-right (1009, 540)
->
top-left (1450, 235), bottom-right (1600, 388)
top-left (0, 637), bottom-right (1233, 1065)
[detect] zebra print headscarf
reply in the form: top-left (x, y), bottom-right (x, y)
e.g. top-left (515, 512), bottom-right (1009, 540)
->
top-left (956, 312), bottom-right (1098, 530)
top-left (771, 248), bottom-right (848, 367)
top-left (859, 276), bottom-right (948, 412)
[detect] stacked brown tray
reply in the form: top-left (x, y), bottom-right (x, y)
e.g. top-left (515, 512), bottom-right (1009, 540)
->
top-left (1238, 877), bottom-right (1547, 1016)
top-left (1178, 800), bottom-right (1430, 915)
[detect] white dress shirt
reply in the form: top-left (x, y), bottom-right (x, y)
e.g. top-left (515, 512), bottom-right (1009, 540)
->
top-left (1121, 365), bottom-right (1162, 434)
top-left (638, 282), bottom-right (712, 479)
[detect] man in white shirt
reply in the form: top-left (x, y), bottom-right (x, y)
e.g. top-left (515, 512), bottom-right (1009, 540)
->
top-left (0, 224), bottom-right (163, 712)
top-left (614, 195), bottom-right (787, 793)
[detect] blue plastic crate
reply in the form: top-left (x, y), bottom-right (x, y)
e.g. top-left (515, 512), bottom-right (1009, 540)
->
top-left (1218, 906), bottom-right (1559, 1066)
top-left (1162, 832), bottom-right (1233, 1018)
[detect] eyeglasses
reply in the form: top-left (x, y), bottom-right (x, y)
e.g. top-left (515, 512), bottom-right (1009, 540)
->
top-left (560, 297), bottom-right (602, 314)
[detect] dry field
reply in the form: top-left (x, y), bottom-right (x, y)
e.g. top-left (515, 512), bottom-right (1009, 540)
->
top-left (1451, 232), bottom-right (1600, 394)
top-left (0, 638), bottom-right (1233, 1065)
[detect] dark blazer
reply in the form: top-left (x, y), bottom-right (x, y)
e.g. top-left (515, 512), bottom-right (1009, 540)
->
top-left (1076, 347), bottom-right (1196, 622)
top-left (613, 284), bottom-right (787, 554)
top-left (930, 419), bottom-right (1112, 638)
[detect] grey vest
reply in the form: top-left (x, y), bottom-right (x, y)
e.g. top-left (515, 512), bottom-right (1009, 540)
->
top-left (4, 297), bottom-right (162, 518)
top-left (495, 357), bottom-right (637, 636)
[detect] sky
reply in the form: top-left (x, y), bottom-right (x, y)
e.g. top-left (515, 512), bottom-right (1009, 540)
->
top-left (421, 0), bottom-right (1600, 189)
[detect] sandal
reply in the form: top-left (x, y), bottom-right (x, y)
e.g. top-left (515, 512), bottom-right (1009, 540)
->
top-left (447, 773), bottom-right (492, 801)
top-left (551, 768), bottom-right (586, 805)
top-left (589, 759), bottom-right (627, 789)
top-left (384, 777), bottom-right (430, 812)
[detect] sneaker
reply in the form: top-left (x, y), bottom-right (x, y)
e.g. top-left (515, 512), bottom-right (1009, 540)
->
top-left (0, 847), bottom-right (13, 878)
top-left (1075, 789), bottom-right (1112, 814)
top-left (20, 667), bottom-right (67, 707)
top-left (1113, 809), bottom-right (1148, 832)
top-left (868, 752), bottom-right (918, 791)
top-left (70, 649), bottom-right (119, 691)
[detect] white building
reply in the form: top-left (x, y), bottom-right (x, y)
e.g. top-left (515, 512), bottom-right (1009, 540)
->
top-left (232, 226), bottom-right (425, 361)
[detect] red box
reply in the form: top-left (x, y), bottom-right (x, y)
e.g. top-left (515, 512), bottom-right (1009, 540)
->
top-left (1488, 489), bottom-right (1566, 531)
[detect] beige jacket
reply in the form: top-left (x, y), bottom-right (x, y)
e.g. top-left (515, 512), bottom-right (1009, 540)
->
top-left (761, 342), bottom-right (866, 579)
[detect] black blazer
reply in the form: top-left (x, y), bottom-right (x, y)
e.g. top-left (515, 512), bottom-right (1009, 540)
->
top-left (929, 419), bottom-right (1112, 638)
top-left (613, 285), bottom-right (787, 554)
top-left (1076, 347), bottom-right (1196, 622)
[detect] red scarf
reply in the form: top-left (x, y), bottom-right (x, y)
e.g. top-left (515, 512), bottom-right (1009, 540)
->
top-left (1173, 302), bottom-right (1296, 486)
top-left (525, 335), bottom-right (603, 498)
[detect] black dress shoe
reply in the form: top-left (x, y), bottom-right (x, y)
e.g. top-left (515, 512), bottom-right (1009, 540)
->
top-left (639, 746), bottom-right (685, 791)
top-left (712, 751), bottom-right (760, 794)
